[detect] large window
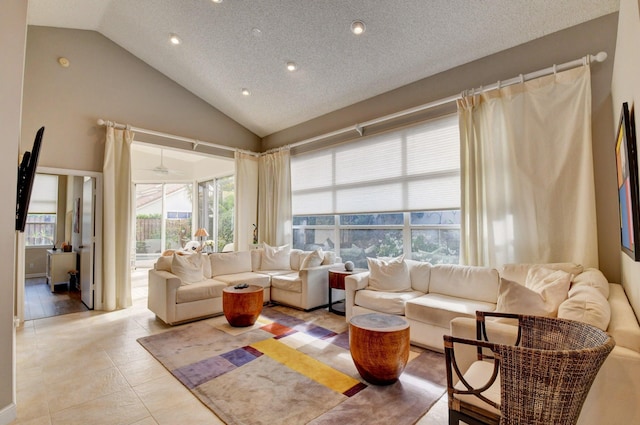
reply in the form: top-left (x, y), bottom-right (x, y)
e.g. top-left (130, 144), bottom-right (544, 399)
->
top-left (25, 174), bottom-right (58, 247)
top-left (198, 176), bottom-right (234, 252)
top-left (293, 211), bottom-right (460, 268)
top-left (291, 114), bottom-right (460, 266)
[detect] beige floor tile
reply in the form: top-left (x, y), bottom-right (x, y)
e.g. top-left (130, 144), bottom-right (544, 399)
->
top-left (50, 387), bottom-right (149, 425)
top-left (129, 417), bottom-right (159, 425)
top-left (150, 396), bottom-right (224, 425)
top-left (9, 415), bottom-right (52, 425)
top-left (40, 350), bottom-right (115, 385)
top-left (46, 366), bottom-right (131, 413)
top-left (117, 356), bottom-right (171, 387)
top-left (133, 375), bottom-right (194, 413)
top-left (15, 383), bottom-right (50, 422)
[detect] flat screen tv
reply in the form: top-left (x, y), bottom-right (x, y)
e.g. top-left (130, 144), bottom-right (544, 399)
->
top-left (16, 126), bottom-right (44, 232)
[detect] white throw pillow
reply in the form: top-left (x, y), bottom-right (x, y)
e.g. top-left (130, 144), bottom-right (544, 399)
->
top-left (300, 249), bottom-right (324, 269)
top-left (558, 285), bottom-right (611, 331)
top-left (171, 253), bottom-right (205, 284)
top-left (367, 255), bottom-right (412, 292)
top-left (261, 243), bottom-right (291, 270)
top-left (571, 268), bottom-right (610, 299)
top-left (524, 267), bottom-right (572, 316)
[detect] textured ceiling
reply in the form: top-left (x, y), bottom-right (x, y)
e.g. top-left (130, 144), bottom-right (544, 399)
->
top-left (27, 0), bottom-right (619, 137)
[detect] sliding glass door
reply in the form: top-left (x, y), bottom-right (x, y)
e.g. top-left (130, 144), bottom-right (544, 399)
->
top-left (198, 175), bottom-right (234, 252)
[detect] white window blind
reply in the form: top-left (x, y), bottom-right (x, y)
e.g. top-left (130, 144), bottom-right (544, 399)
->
top-left (291, 114), bottom-right (460, 215)
top-left (28, 174), bottom-right (58, 213)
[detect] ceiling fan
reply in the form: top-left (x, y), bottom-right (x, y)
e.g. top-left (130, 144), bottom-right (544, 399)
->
top-left (146, 149), bottom-right (183, 175)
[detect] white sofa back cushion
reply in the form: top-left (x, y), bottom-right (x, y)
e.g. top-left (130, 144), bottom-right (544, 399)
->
top-left (429, 264), bottom-right (499, 303)
top-left (156, 255), bottom-right (172, 272)
top-left (558, 285), bottom-right (611, 330)
top-left (406, 260), bottom-right (431, 293)
top-left (261, 243), bottom-right (291, 270)
top-left (171, 253), bottom-right (205, 284)
top-left (210, 251), bottom-right (252, 276)
top-left (571, 268), bottom-right (610, 299)
top-left (289, 249), bottom-right (306, 270)
top-left (500, 263), bottom-right (584, 285)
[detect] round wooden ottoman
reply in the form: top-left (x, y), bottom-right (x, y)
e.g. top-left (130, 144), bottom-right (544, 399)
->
top-left (349, 313), bottom-right (410, 385)
top-left (222, 284), bottom-right (264, 327)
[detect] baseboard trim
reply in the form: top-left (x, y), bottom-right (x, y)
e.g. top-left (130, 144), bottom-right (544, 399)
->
top-left (25, 273), bottom-right (45, 279)
top-left (0, 402), bottom-right (16, 425)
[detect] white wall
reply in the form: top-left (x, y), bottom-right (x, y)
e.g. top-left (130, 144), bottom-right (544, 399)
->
top-left (612, 0), bottom-right (640, 321)
top-left (0, 2), bottom-right (27, 423)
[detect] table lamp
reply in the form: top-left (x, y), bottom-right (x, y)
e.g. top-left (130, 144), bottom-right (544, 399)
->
top-left (195, 227), bottom-right (209, 246)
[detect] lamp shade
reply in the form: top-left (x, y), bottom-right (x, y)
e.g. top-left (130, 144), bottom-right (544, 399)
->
top-left (194, 228), bottom-right (209, 237)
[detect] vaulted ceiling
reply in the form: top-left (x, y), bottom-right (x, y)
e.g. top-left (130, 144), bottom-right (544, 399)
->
top-left (27, 0), bottom-right (619, 138)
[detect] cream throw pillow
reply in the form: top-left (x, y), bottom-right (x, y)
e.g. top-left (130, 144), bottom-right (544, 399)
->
top-left (367, 255), bottom-right (412, 292)
top-left (155, 255), bottom-right (172, 272)
top-left (300, 249), bottom-right (324, 269)
top-left (497, 268), bottom-right (571, 316)
top-left (171, 253), bottom-right (205, 284)
top-left (261, 243), bottom-right (291, 270)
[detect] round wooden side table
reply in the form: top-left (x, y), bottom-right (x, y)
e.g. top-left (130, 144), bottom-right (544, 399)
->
top-left (328, 268), bottom-right (365, 315)
top-left (222, 285), bottom-right (264, 327)
top-left (349, 313), bottom-right (410, 385)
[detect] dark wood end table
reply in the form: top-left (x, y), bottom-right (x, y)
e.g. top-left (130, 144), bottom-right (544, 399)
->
top-left (328, 268), bottom-right (365, 315)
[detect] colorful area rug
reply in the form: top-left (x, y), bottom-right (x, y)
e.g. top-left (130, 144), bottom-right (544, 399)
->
top-left (138, 306), bottom-right (447, 425)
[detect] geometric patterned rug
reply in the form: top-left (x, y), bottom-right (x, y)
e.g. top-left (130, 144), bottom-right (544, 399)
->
top-left (138, 305), bottom-right (447, 425)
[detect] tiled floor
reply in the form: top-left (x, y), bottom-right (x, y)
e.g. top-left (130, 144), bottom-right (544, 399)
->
top-left (24, 277), bottom-right (88, 321)
top-left (12, 269), bottom-right (449, 425)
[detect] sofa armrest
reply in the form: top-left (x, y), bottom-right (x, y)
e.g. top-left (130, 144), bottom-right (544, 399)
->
top-left (148, 269), bottom-right (183, 324)
top-left (344, 271), bottom-right (370, 321)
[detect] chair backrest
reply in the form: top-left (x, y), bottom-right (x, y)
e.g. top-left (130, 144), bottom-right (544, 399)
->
top-left (496, 316), bottom-right (615, 425)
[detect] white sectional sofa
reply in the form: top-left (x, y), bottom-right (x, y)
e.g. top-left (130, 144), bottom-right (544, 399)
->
top-left (345, 258), bottom-right (640, 425)
top-left (148, 246), bottom-right (339, 325)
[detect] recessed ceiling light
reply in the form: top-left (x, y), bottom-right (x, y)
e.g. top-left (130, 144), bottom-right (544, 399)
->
top-left (241, 88), bottom-right (251, 96)
top-left (286, 61), bottom-right (298, 72)
top-left (351, 20), bottom-right (366, 35)
top-left (211, 0), bottom-right (223, 3)
top-left (169, 33), bottom-right (181, 45)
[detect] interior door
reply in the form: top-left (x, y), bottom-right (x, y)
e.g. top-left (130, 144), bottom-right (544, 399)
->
top-left (80, 177), bottom-right (95, 309)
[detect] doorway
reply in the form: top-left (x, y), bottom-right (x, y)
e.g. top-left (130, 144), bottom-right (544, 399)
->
top-left (17, 167), bottom-right (102, 323)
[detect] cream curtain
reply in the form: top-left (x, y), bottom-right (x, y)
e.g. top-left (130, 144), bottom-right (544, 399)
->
top-left (234, 151), bottom-right (259, 251)
top-left (102, 127), bottom-right (133, 310)
top-left (459, 65), bottom-right (598, 268)
top-left (258, 148), bottom-right (292, 246)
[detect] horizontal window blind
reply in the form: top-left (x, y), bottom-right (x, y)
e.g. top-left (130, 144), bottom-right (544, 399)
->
top-left (291, 114), bottom-right (460, 215)
top-left (28, 174), bottom-right (58, 213)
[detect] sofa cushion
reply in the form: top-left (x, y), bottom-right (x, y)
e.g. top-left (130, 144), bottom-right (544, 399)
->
top-left (271, 272), bottom-right (303, 293)
top-left (176, 279), bottom-right (227, 303)
top-left (367, 255), bottom-right (412, 292)
top-left (354, 289), bottom-right (424, 315)
top-left (406, 260), bottom-right (431, 293)
top-left (213, 272), bottom-right (271, 289)
top-left (558, 285), bottom-right (611, 331)
top-left (321, 251), bottom-right (337, 265)
top-left (429, 265), bottom-right (499, 304)
top-left (405, 293), bottom-right (496, 329)
top-left (496, 271), bottom-right (569, 317)
top-left (500, 263), bottom-right (584, 285)
top-left (156, 255), bottom-right (172, 272)
top-left (571, 268), bottom-right (609, 299)
top-left (171, 253), bottom-right (205, 284)
top-left (300, 249), bottom-right (324, 269)
top-left (261, 243), bottom-right (291, 270)
top-left (210, 251), bottom-right (252, 276)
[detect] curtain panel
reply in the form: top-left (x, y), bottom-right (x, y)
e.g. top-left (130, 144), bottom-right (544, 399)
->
top-left (234, 151), bottom-right (259, 251)
top-left (258, 148), bottom-right (292, 246)
top-left (459, 65), bottom-right (598, 268)
top-left (102, 127), bottom-right (133, 310)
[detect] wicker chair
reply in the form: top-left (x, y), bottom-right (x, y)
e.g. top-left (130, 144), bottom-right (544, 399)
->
top-left (443, 311), bottom-right (615, 425)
